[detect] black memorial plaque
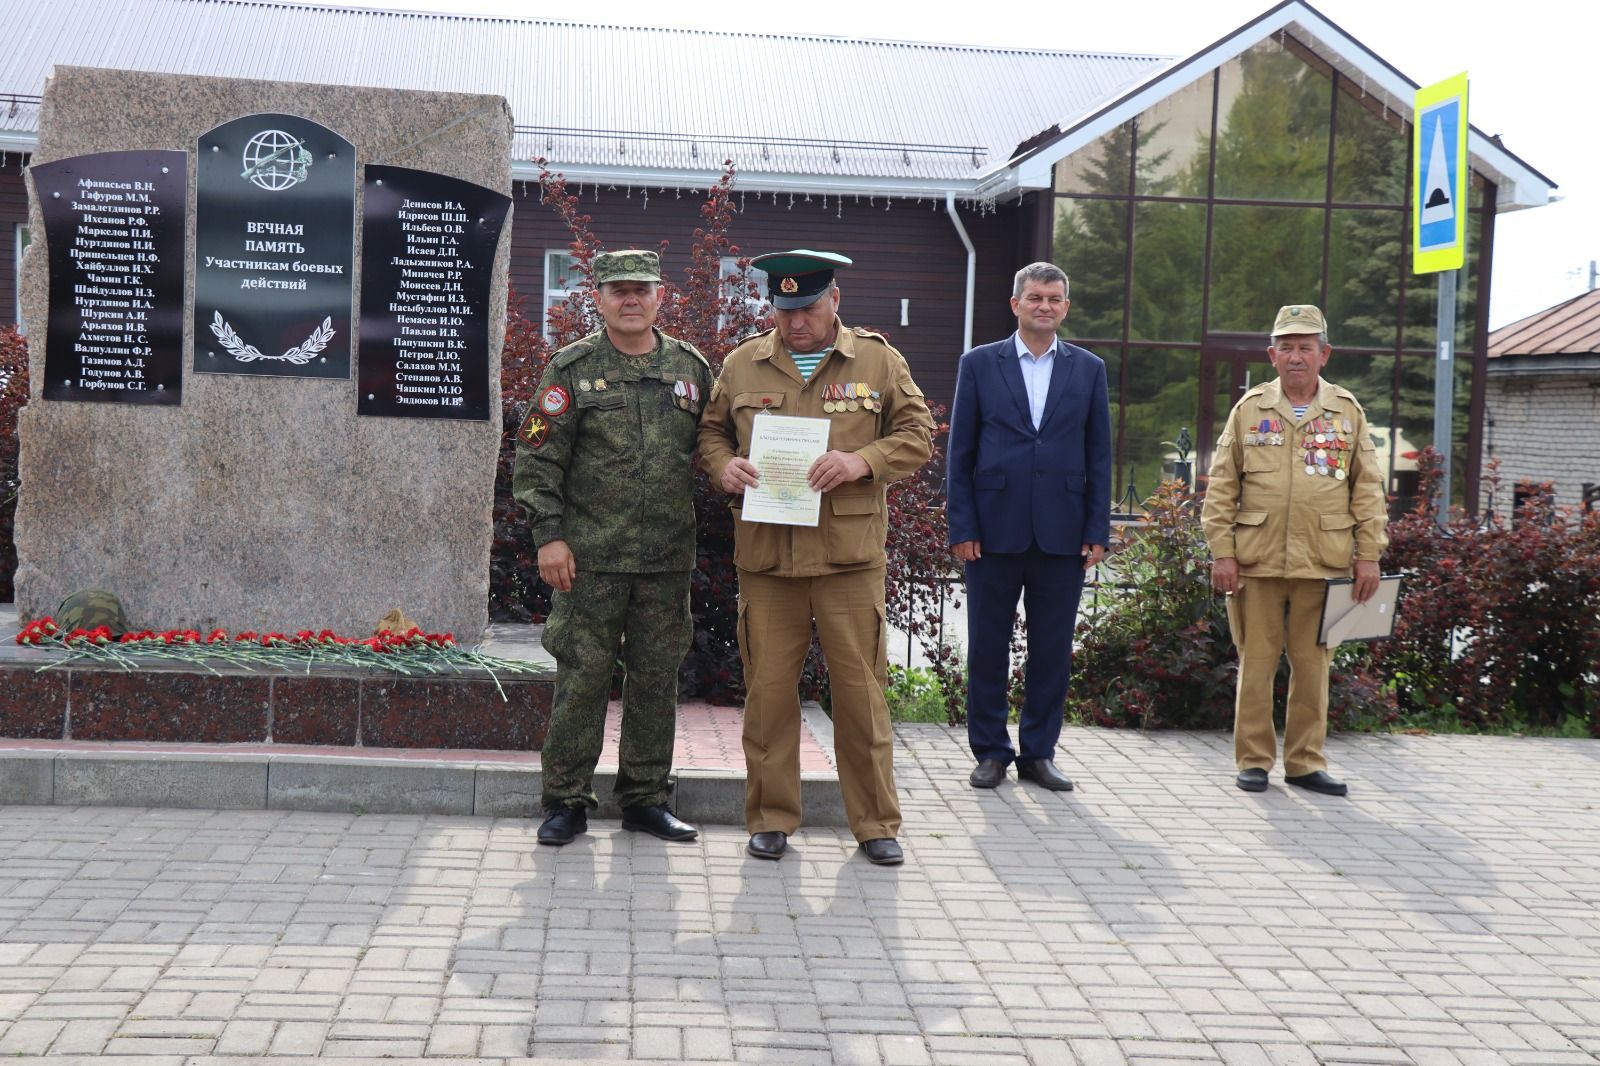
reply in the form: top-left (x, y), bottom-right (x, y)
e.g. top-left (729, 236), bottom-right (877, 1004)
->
top-left (357, 165), bottom-right (510, 421)
top-left (34, 150), bottom-right (186, 405)
top-left (194, 114), bottom-right (354, 378)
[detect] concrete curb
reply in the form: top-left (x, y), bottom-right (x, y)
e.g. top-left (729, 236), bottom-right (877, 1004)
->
top-left (0, 749), bottom-right (850, 827)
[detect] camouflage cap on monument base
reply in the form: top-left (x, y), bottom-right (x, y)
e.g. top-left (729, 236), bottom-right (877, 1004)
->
top-left (593, 249), bottom-right (662, 285)
top-left (55, 589), bottom-right (130, 635)
top-left (1271, 304), bottom-right (1328, 337)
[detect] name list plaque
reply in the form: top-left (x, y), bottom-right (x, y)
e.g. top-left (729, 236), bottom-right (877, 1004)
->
top-left (194, 113), bottom-right (355, 379)
top-left (34, 150), bottom-right (186, 405)
top-left (357, 165), bottom-right (511, 421)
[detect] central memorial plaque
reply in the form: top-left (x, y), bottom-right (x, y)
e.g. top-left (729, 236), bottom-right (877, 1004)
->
top-left (194, 113), bottom-right (355, 378)
top-left (33, 149), bottom-right (186, 404)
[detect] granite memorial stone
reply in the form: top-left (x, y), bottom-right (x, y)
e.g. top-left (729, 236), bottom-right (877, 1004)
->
top-left (14, 67), bottom-right (513, 638)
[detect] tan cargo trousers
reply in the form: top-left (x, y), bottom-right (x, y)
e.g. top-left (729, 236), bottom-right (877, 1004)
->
top-left (1226, 576), bottom-right (1333, 776)
top-left (737, 565), bottom-right (901, 843)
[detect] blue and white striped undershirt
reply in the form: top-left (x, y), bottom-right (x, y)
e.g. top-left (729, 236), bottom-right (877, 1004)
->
top-left (1291, 404), bottom-right (1310, 421)
top-left (790, 348), bottom-right (831, 380)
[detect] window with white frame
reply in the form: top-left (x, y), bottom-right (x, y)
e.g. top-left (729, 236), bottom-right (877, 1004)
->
top-left (14, 224), bottom-right (30, 331)
top-left (719, 255), bottom-right (768, 335)
top-left (542, 250), bottom-right (584, 338)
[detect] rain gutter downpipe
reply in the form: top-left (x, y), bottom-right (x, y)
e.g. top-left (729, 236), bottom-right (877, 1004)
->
top-left (945, 192), bottom-right (975, 352)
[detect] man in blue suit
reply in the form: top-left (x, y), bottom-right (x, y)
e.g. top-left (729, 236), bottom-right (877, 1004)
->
top-left (946, 262), bottom-right (1112, 791)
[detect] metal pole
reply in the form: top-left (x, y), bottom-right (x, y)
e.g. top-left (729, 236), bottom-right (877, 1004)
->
top-left (1432, 269), bottom-right (1457, 523)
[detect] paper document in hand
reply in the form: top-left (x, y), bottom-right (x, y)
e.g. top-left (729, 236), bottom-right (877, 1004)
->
top-left (741, 413), bottom-right (830, 526)
top-left (1318, 575), bottom-right (1403, 647)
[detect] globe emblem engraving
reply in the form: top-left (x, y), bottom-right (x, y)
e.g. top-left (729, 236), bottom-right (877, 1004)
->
top-left (241, 130), bottom-right (313, 191)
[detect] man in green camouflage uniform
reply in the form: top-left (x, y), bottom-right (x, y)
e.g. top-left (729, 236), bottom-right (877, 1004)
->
top-left (512, 249), bottom-right (714, 846)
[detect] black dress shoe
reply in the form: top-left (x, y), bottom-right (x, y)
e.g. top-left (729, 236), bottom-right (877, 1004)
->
top-left (537, 806), bottom-right (587, 845)
top-left (860, 838), bottom-right (904, 865)
top-left (622, 804), bottom-right (699, 842)
top-left (1016, 759), bottom-right (1074, 791)
top-left (1286, 770), bottom-right (1348, 796)
top-left (1236, 768), bottom-right (1269, 792)
top-left (969, 758), bottom-right (1008, 789)
top-left (747, 831), bottom-right (787, 860)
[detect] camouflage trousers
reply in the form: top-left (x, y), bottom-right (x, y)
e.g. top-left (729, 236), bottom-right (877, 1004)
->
top-left (539, 570), bottom-right (692, 811)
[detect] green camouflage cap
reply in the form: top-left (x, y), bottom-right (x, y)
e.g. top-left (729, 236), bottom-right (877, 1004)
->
top-left (55, 589), bottom-right (129, 635)
top-left (1271, 304), bottom-right (1328, 337)
top-left (593, 249), bottom-right (661, 285)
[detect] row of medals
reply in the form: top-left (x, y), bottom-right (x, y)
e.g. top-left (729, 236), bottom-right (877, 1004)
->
top-left (1244, 418), bottom-right (1355, 479)
top-left (822, 381), bottom-right (882, 413)
top-left (1300, 418), bottom-right (1353, 480)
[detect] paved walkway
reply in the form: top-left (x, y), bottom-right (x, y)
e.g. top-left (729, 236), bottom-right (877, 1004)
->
top-left (2, 725), bottom-right (1599, 1066)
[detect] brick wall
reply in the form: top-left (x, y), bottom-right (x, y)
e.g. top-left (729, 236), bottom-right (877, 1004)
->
top-left (1482, 374), bottom-right (1600, 510)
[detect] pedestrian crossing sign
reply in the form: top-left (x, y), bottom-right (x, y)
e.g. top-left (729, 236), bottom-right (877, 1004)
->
top-left (1412, 72), bottom-right (1470, 274)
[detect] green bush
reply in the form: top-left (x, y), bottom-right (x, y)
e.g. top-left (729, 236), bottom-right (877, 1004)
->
top-left (1373, 453), bottom-right (1600, 735)
top-left (884, 665), bottom-right (951, 723)
top-left (1067, 478), bottom-right (1395, 730)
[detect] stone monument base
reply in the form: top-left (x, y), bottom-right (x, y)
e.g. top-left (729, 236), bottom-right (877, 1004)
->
top-left (0, 607), bottom-right (551, 751)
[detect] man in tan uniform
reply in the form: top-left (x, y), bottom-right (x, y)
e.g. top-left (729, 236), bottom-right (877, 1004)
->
top-left (1201, 305), bottom-right (1388, 797)
top-left (698, 249), bottom-right (933, 865)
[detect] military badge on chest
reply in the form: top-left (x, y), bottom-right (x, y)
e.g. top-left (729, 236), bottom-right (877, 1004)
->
top-left (672, 379), bottom-right (701, 413)
top-left (1244, 418), bottom-right (1284, 447)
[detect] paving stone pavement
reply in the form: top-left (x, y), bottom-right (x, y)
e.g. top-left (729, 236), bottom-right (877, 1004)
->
top-left (2, 724), bottom-right (1599, 1066)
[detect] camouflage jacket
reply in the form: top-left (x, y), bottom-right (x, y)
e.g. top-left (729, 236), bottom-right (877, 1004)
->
top-left (512, 328), bottom-right (713, 573)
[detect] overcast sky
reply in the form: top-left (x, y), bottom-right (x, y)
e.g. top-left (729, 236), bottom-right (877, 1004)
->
top-left (282, 0), bottom-right (1592, 330)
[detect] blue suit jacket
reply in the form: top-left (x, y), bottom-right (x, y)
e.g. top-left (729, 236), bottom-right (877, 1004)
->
top-left (945, 335), bottom-right (1112, 554)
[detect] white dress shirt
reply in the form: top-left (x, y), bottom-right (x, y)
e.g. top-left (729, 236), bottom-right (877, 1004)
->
top-left (1011, 332), bottom-right (1058, 431)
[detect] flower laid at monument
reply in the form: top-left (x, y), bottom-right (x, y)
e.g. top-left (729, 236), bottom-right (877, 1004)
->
top-left (15, 616), bottom-right (531, 696)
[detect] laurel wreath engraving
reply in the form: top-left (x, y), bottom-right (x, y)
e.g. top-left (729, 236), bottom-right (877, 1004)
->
top-left (210, 312), bottom-right (335, 365)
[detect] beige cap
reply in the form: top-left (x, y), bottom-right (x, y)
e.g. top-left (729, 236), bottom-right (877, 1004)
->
top-left (1271, 304), bottom-right (1327, 336)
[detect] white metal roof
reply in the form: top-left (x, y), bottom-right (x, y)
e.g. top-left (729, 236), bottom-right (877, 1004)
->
top-left (0, 0), bottom-right (1555, 210)
top-left (0, 0), bottom-right (1167, 196)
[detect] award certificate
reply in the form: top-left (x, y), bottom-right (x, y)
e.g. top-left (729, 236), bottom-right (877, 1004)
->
top-left (742, 414), bottom-right (830, 526)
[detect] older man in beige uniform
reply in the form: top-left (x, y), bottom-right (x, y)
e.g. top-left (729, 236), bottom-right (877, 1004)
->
top-left (1201, 305), bottom-right (1388, 797)
top-left (698, 249), bottom-right (933, 865)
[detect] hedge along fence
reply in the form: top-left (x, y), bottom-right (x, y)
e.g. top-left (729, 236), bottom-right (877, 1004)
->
top-left (1066, 456), bottom-right (1600, 736)
top-left (1373, 453), bottom-right (1600, 733)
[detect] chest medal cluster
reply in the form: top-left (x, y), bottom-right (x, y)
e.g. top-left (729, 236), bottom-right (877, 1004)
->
top-left (822, 382), bottom-right (881, 413)
top-left (672, 379), bottom-right (701, 411)
top-left (1244, 419), bottom-right (1284, 446)
top-left (1297, 417), bottom-right (1354, 480)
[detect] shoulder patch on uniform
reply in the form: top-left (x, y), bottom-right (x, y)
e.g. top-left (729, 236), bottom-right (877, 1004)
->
top-left (851, 326), bottom-right (886, 339)
top-left (537, 385), bottom-right (570, 417)
top-left (517, 406), bottom-right (550, 449)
